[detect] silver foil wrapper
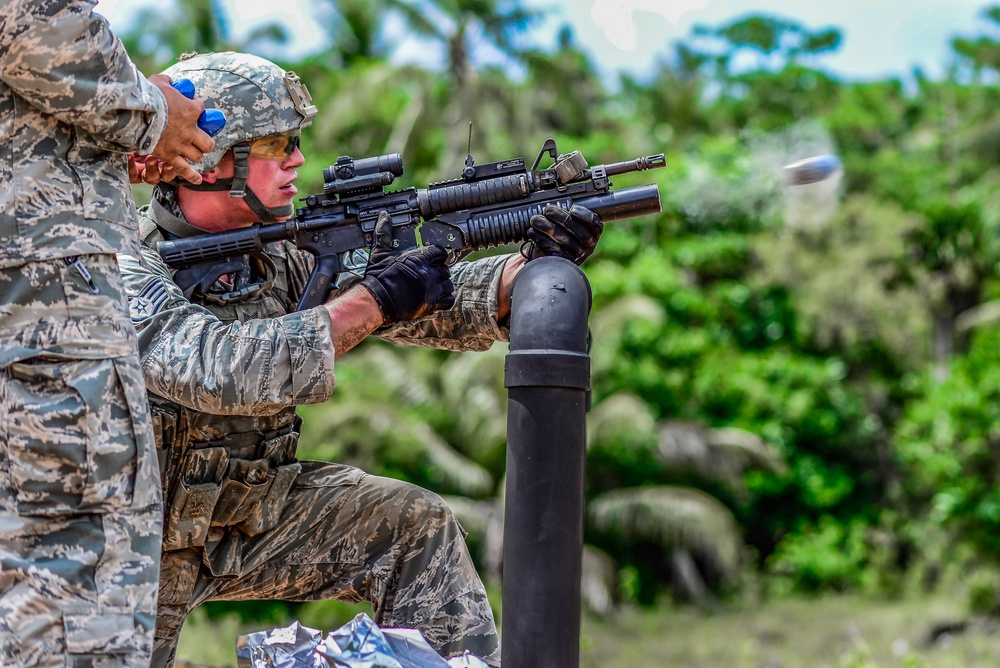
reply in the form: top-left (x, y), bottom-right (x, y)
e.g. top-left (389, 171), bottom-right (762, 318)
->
top-left (236, 614), bottom-right (487, 668)
top-left (236, 620), bottom-right (326, 668)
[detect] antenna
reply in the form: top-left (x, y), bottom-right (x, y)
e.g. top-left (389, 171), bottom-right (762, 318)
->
top-left (463, 122), bottom-right (476, 180)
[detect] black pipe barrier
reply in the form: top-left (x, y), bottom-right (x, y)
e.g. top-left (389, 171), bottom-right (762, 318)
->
top-left (502, 256), bottom-right (592, 668)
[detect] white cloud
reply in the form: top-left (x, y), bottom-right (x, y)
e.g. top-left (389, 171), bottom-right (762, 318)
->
top-left (588, 0), bottom-right (710, 52)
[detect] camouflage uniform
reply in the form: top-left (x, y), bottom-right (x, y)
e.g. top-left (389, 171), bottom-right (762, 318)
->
top-left (119, 190), bottom-right (508, 668)
top-left (0, 1), bottom-right (167, 666)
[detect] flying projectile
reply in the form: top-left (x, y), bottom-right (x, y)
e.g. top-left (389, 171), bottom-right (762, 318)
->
top-left (783, 154), bottom-right (841, 185)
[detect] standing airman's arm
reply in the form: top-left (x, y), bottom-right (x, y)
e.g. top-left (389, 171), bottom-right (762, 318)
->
top-left (1, 0), bottom-right (168, 154)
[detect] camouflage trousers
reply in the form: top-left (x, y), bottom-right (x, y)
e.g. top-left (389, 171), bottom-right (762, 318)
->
top-left (0, 255), bottom-right (163, 667)
top-left (154, 460), bottom-right (500, 667)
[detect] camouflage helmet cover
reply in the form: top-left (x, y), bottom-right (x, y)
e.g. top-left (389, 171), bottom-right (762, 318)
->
top-left (163, 51), bottom-right (318, 172)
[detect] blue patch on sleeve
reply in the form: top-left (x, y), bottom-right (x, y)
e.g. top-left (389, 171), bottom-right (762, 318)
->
top-left (128, 278), bottom-right (170, 323)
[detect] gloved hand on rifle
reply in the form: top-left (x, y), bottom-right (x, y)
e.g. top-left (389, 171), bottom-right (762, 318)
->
top-left (361, 211), bottom-right (456, 325)
top-left (526, 204), bottom-right (604, 265)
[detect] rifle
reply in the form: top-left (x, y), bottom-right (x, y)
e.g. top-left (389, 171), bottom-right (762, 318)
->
top-left (158, 137), bottom-right (665, 311)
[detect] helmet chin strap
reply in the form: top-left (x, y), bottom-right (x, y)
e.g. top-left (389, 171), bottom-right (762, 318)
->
top-left (181, 144), bottom-right (294, 223)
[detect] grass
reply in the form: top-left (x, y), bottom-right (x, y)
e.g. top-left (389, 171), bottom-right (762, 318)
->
top-left (175, 593), bottom-right (1000, 667)
top-left (580, 594), bottom-right (1000, 668)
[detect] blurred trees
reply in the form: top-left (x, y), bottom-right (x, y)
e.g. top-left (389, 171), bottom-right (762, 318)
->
top-left (122, 0), bottom-right (1000, 619)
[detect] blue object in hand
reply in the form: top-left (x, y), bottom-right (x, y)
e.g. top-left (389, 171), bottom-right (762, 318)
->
top-left (171, 78), bottom-right (196, 99)
top-left (171, 78), bottom-right (227, 137)
top-left (196, 109), bottom-right (227, 137)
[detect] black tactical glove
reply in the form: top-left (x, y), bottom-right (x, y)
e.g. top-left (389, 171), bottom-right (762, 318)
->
top-left (526, 203), bottom-right (604, 265)
top-left (360, 211), bottom-right (456, 325)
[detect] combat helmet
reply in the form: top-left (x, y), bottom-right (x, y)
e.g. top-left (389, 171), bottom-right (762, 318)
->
top-left (163, 51), bottom-right (318, 221)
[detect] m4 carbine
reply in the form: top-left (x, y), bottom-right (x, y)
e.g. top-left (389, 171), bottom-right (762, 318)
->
top-left (158, 138), bottom-right (665, 311)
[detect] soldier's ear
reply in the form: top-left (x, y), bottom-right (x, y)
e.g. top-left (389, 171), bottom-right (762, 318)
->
top-left (201, 170), bottom-right (219, 184)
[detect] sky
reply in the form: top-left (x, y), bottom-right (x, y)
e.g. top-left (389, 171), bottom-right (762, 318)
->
top-left (94, 0), bottom-right (999, 84)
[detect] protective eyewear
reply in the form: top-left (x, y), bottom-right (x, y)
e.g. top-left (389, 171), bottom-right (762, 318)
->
top-left (249, 131), bottom-right (301, 159)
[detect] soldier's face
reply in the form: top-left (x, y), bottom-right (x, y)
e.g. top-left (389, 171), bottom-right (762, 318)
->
top-left (179, 143), bottom-right (306, 232)
top-left (247, 147), bottom-right (305, 213)
top-left (215, 144), bottom-right (305, 226)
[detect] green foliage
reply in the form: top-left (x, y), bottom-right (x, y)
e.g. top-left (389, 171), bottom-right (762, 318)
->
top-left (895, 329), bottom-right (1000, 560)
top-left (765, 517), bottom-right (869, 594)
top-left (966, 568), bottom-right (1000, 616)
top-left (752, 194), bottom-right (930, 369)
top-left (585, 392), bottom-right (661, 491)
top-left (523, 27), bottom-right (607, 137)
top-left (952, 4), bottom-right (1000, 75)
top-left (697, 14), bottom-right (842, 60)
top-left (825, 79), bottom-right (914, 156)
top-left (297, 599), bottom-right (375, 631)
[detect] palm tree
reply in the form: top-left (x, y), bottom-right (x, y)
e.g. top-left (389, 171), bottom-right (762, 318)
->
top-left (437, 389), bottom-right (784, 609)
top-left (314, 0), bottom-right (393, 65)
top-left (584, 390), bottom-right (785, 605)
top-left (587, 486), bottom-right (743, 605)
top-left (118, 0), bottom-right (233, 73)
top-left (297, 342), bottom-right (499, 498)
top-left (379, 0), bottom-right (541, 175)
top-left (385, 0), bottom-right (539, 90)
top-left (521, 26), bottom-right (607, 138)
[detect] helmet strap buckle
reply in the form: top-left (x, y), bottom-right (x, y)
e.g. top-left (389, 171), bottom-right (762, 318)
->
top-left (230, 144), bottom-right (251, 198)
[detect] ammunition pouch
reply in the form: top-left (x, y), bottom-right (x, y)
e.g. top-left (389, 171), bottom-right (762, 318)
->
top-left (153, 406), bottom-right (303, 551)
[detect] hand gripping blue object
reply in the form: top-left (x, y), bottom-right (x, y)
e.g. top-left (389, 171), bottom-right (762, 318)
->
top-left (171, 79), bottom-right (227, 137)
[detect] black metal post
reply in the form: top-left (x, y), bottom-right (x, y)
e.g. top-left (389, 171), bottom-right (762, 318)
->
top-left (502, 257), bottom-right (592, 668)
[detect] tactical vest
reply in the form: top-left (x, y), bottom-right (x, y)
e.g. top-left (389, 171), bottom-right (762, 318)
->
top-left (140, 215), bottom-right (309, 552)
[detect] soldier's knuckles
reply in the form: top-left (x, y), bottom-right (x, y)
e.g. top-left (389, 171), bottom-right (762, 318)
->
top-left (529, 214), bottom-right (554, 232)
top-left (550, 227), bottom-right (577, 245)
top-left (544, 205), bottom-right (573, 224)
top-left (534, 225), bottom-right (564, 245)
top-left (560, 219), bottom-right (588, 238)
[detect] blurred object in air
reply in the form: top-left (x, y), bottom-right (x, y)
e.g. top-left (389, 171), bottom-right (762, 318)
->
top-left (784, 154), bottom-right (842, 185)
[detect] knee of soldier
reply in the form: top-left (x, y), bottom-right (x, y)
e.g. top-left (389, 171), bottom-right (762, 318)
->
top-left (423, 489), bottom-right (462, 533)
top-left (383, 478), bottom-right (463, 539)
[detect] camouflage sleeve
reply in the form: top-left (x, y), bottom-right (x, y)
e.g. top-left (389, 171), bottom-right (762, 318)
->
top-left (377, 254), bottom-right (512, 352)
top-left (116, 246), bottom-right (337, 417)
top-left (0, 0), bottom-right (167, 154)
